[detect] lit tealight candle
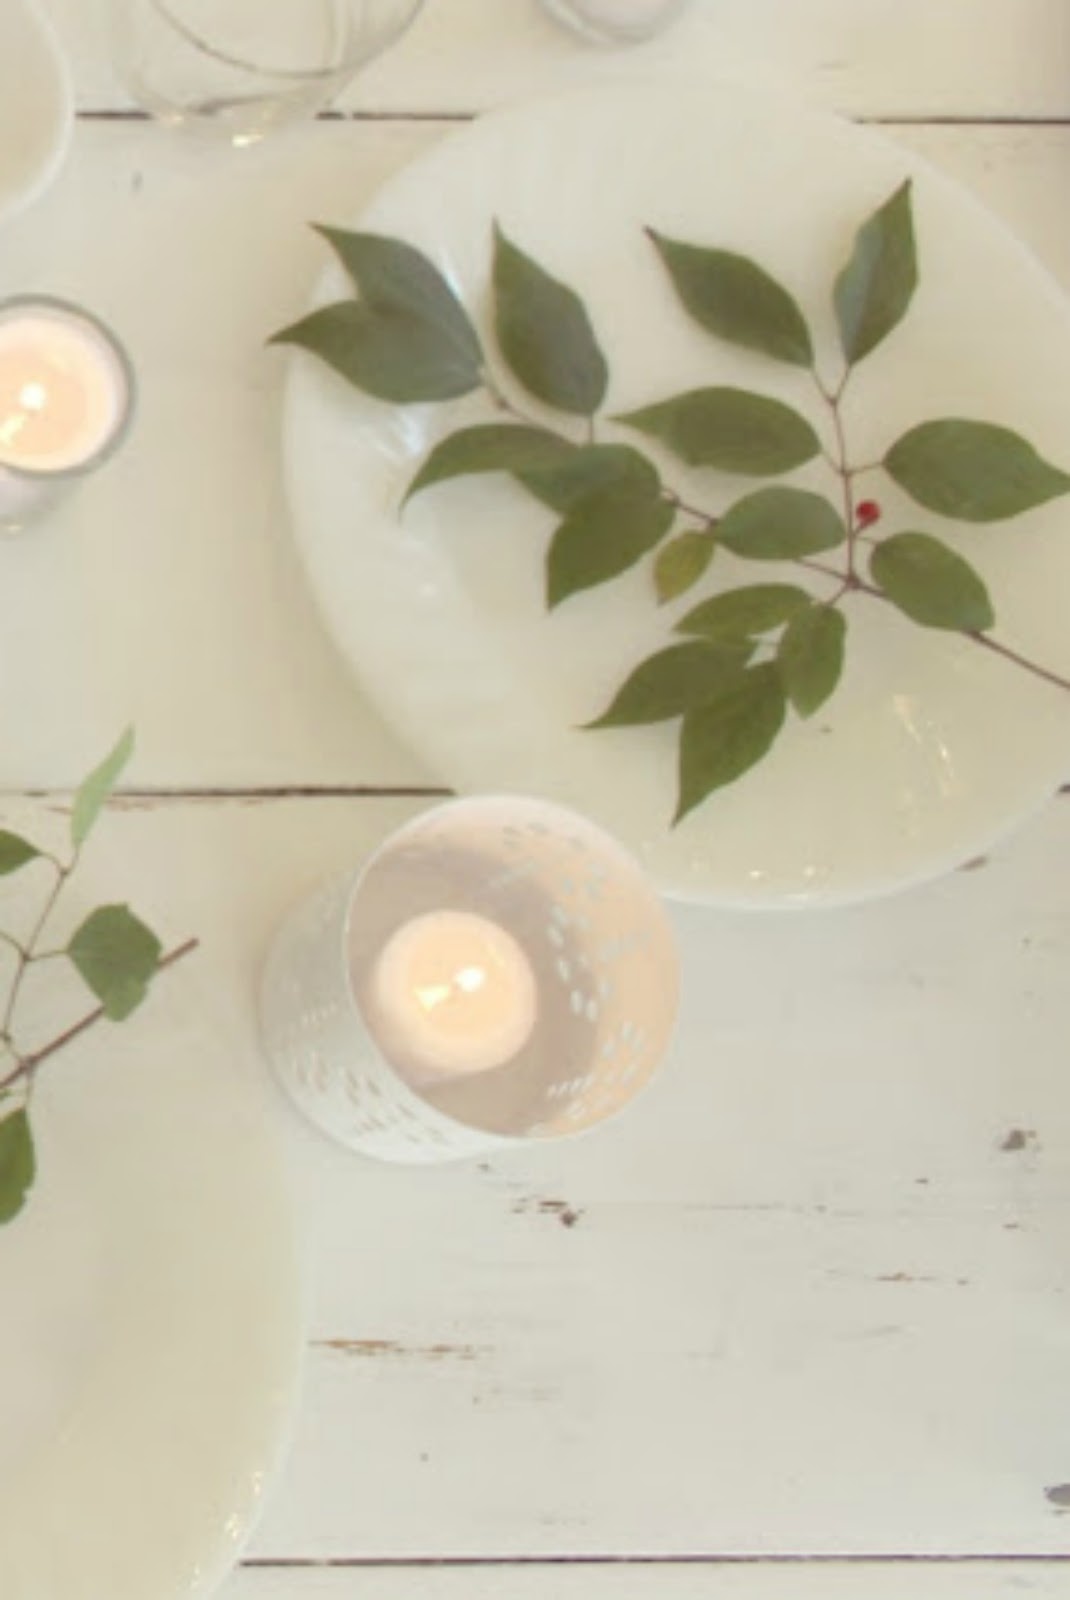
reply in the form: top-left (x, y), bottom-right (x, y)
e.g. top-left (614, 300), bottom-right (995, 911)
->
top-left (0, 297), bottom-right (134, 530)
top-left (364, 909), bottom-right (538, 1083)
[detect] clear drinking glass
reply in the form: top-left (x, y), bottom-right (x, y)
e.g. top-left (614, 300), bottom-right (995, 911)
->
top-left (111, 0), bottom-right (426, 145)
top-left (539, 0), bottom-right (693, 45)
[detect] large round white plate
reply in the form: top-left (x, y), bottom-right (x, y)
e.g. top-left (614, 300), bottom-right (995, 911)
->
top-left (282, 73), bottom-right (1070, 909)
top-left (0, 1), bottom-right (72, 225)
top-left (0, 957), bottom-right (301, 1598)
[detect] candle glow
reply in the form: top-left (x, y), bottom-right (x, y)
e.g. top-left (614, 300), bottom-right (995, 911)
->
top-left (366, 909), bottom-right (538, 1080)
top-left (0, 299), bottom-right (134, 531)
top-left (0, 304), bottom-right (130, 473)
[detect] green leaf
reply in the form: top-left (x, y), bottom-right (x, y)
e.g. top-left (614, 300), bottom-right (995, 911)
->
top-left (519, 443), bottom-right (659, 512)
top-left (869, 532), bottom-right (995, 631)
top-left (676, 583), bottom-right (813, 641)
top-left (834, 180), bottom-right (918, 364)
top-left (649, 231), bottom-right (813, 366)
top-left (271, 228), bottom-right (482, 403)
top-left (72, 727), bottom-right (134, 850)
top-left (0, 1109), bottom-right (34, 1225)
top-left (617, 388), bottom-right (820, 476)
top-left (405, 424), bottom-right (575, 503)
top-left (718, 487), bottom-right (846, 561)
top-left (0, 831), bottom-right (39, 876)
top-left (676, 664), bottom-right (787, 822)
top-left (315, 228), bottom-right (476, 330)
top-left (654, 529), bottom-right (717, 603)
top-left (777, 604), bottom-right (847, 716)
top-left (493, 224), bottom-right (608, 416)
top-left (68, 904), bottom-right (164, 1022)
top-left (885, 420), bottom-right (1070, 522)
top-left (547, 485), bottom-right (674, 608)
top-left (271, 300), bottom-right (481, 404)
top-left (585, 639), bottom-right (753, 728)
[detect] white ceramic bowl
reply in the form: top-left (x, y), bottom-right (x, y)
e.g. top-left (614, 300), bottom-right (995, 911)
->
top-left (0, 0), bottom-right (73, 225)
top-left (281, 73), bottom-right (1070, 910)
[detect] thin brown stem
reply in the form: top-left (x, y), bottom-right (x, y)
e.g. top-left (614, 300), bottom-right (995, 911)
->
top-left (663, 488), bottom-right (718, 527)
top-left (0, 859), bottom-right (69, 1044)
top-left (482, 373), bottom-right (588, 448)
top-left (808, 367), bottom-right (1070, 706)
top-left (481, 371), bottom-right (531, 426)
top-left (813, 366), bottom-right (853, 408)
top-left (812, 371), bottom-right (858, 579)
top-left (0, 938), bottom-right (199, 1094)
top-left (810, 365), bottom-right (865, 592)
top-left (841, 581), bottom-right (1070, 689)
top-left (966, 631), bottom-right (1070, 694)
top-left (796, 556), bottom-right (846, 582)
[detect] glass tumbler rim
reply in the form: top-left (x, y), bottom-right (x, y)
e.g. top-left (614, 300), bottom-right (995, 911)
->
top-left (145, 0), bottom-right (427, 83)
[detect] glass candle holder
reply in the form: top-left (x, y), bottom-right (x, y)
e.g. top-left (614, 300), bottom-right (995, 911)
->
top-left (0, 297), bottom-right (135, 534)
top-left (259, 796), bottom-right (680, 1164)
top-left (110, 0), bottom-right (427, 146)
top-left (539, 0), bottom-right (693, 45)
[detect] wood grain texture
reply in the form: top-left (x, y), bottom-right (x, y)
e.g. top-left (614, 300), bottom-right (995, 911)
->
top-left (7, 6), bottom-right (1070, 1595)
top-left (34, 792), bottom-right (1067, 1570)
top-left (230, 1561), bottom-right (1070, 1599)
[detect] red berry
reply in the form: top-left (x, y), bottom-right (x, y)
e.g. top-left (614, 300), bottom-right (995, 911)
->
top-left (856, 499), bottom-right (881, 529)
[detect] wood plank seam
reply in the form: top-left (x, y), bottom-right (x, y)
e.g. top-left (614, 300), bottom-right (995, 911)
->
top-left (240, 1555), bottom-right (1070, 1569)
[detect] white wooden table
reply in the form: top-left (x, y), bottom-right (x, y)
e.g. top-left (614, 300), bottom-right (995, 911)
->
top-left (14, 2), bottom-right (1070, 1594)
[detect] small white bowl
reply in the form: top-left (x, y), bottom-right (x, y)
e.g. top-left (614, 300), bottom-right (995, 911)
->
top-left (0, 0), bottom-right (73, 225)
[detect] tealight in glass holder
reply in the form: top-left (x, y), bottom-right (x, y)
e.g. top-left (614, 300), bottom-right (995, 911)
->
top-left (0, 296), bottom-right (135, 533)
top-left (259, 796), bottom-right (680, 1163)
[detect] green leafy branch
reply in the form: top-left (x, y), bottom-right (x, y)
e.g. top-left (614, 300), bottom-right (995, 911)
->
top-left (272, 180), bottom-right (1070, 821)
top-left (0, 730), bottom-right (197, 1225)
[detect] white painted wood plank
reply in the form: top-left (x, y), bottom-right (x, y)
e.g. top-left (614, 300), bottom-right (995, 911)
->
top-left (0, 119), bottom-right (438, 789)
top-left (50, 789), bottom-right (1070, 1560)
top-left (41, 0), bottom-right (1070, 120)
top-left (0, 120), bottom-right (1066, 790)
top-left (225, 1562), bottom-right (1070, 1600)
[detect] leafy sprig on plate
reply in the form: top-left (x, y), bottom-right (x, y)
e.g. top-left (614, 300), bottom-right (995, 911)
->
top-left (0, 731), bottom-right (197, 1225)
top-left (274, 181), bottom-right (1070, 822)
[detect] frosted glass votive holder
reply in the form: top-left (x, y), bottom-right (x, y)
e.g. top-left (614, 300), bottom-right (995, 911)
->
top-left (259, 796), bottom-right (680, 1164)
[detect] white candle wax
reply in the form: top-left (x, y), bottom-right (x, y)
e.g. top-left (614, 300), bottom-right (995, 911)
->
top-left (0, 298), bottom-right (133, 526)
top-left (364, 909), bottom-right (538, 1082)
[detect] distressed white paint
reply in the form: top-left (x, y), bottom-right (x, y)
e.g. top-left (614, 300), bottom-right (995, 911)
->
top-left (227, 1565), bottom-right (1070, 1600)
top-left (1, 4), bottom-right (1068, 1596)
top-left (53, 794), bottom-right (1070, 1585)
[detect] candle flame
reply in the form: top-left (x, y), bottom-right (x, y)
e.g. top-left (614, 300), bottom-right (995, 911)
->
top-left (415, 963), bottom-right (488, 1014)
top-left (0, 380), bottom-right (51, 451)
top-left (368, 911), bottom-right (538, 1078)
top-left (19, 382), bottom-right (48, 413)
